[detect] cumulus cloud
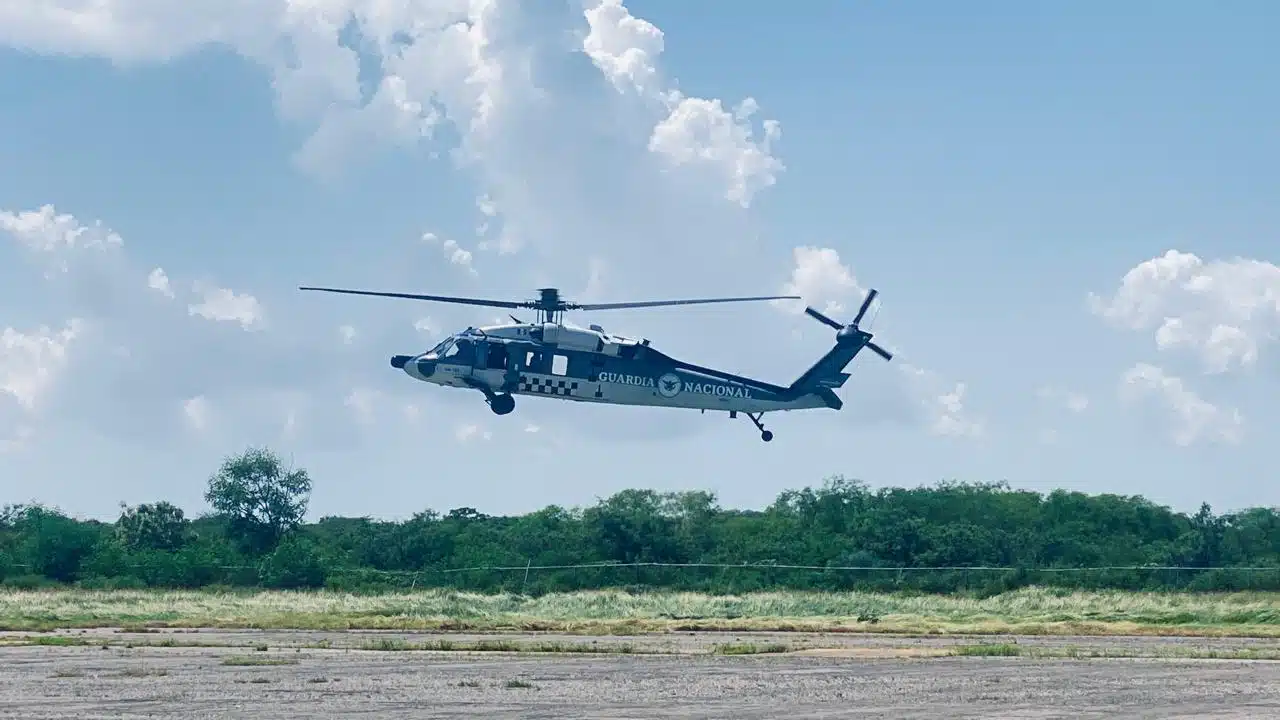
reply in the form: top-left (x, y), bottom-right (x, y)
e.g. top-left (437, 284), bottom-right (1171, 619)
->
top-left (188, 282), bottom-right (265, 330)
top-left (1, 320), bottom-right (84, 413)
top-left (583, 0), bottom-right (783, 207)
top-left (0, 319), bottom-right (84, 451)
top-left (421, 231), bottom-right (478, 276)
top-left (183, 395), bottom-right (210, 432)
top-left (776, 246), bottom-right (865, 316)
top-left (0, 0), bottom-right (973, 472)
top-left (1119, 363), bottom-right (1243, 446)
top-left (0, 204), bottom-right (122, 256)
top-left (0, 202), bottom-right (397, 449)
top-left (147, 267), bottom-right (175, 298)
top-left (899, 364), bottom-right (986, 439)
top-left (1090, 250), bottom-right (1280, 374)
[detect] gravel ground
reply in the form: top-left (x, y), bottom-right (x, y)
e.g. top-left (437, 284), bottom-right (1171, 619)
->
top-left (1, 631), bottom-right (1278, 718)
top-left (13, 627), bottom-right (1280, 655)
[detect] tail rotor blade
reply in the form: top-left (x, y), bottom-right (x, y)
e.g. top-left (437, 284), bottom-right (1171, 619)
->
top-left (852, 288), bottom-right (878, 326)
top-left (805, 306), bottom-right (843, 330)
top-left (867, 341), bottom-right (893, 361)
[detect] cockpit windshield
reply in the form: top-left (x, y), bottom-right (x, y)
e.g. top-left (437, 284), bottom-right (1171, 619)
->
top-left (426, 337), bottom-right (454, 358)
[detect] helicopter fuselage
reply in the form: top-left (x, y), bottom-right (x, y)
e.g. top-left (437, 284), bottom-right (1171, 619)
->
top-left (392, 321), bottom-right (833, 415)
top-left (302, 283), bottom-right (892, 441)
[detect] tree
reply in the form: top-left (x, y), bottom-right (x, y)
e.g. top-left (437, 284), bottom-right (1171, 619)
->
top-left (116, 501), bottom-right (188, 551)
top-left (204, 447), bottom-right (311, 555)
top-left (11, 505), bottom-right (101, 582)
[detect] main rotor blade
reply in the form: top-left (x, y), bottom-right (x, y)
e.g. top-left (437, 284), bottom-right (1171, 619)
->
top-left (867, 341), bottom-right (893, 361)
top-left (804, 306), bottom-right (843, 330)
top-left (573, 295), bottom-right (800, 311)
top-left (299, 286), bottom-right (522, 309)
top-left (852, 288), bottom-right (878, 326)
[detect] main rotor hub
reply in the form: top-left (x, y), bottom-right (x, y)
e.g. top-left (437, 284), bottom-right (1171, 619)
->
top-left (535, 287), bottom-right (562, 308)
top-left (532, 287), bottom-right (568, 323)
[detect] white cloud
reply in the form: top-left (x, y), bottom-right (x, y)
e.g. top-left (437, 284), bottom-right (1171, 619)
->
top-left (147, 267), bottom-right (175, 298)
top-left (0, 0), bottom-right (878, 471)
top-left (776, 246), bottom-right (865, 316)
top-left (583, 0), bottom-right (782, 207)
top-left (648, 96), bottom-right (783, 208)
top-left (338, 325), bottom-right (357, 344)
top-left (183, 395), bottom-right (209, 431)
top-left (582, 0), bottom-right (664, 95)
top-left (1, 201), bottom-right (404, 452)
top-left (188, 282), bottom-right (264, 330)
top-left (421, 232), bottom-right (478, 276)
top-left (930, 381), bottom-right (984, 439)
top-left (1090, 250), bottom-right (1280, 373)
top-left (1119, 362), bottom-right (1243, 446)
top-left (0, 319), bottom-right (83, 452)
top-left (896, 363), bottom-right (985, 439)
top-left (1, 319), bottom-right (84, 412)
top-left (0, 1), bottom-right (785, 213)
top-left (442, 238), bottom-right (477, 276)
top-left (0, 204), bottom-right (122, 254)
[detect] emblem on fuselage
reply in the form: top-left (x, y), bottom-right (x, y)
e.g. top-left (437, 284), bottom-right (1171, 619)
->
top-left (657, 372), bottom-right (682, 398)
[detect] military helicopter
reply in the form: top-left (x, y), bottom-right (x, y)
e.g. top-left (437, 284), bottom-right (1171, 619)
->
top-left (299, 285), bottom-right (892, 441)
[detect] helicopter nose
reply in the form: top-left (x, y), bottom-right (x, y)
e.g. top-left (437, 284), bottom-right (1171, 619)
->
top-left (391, 355), bottom-right (412, 369)
top-left (402, 356), bottom-right (436, 380)
top-left (416, 358), bottom-right (436, 378)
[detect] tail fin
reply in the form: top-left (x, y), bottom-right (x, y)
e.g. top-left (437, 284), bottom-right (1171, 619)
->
top-left (788, 289), bottom-right (893, 404)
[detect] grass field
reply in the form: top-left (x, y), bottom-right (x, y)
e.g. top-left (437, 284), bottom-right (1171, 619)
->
top-left (2, 586), bottom-right (1279, 637)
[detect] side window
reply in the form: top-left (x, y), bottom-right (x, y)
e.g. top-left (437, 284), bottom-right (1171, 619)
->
top-left (487, 344), bottom-right (507, 369)
top-left (526, 351), bottom-right (536, 368)
top-left (551, 354), bottom-right (568, 376)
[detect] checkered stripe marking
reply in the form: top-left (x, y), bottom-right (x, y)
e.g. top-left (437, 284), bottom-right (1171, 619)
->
top-left (519, 375), bottom-right (579, 396)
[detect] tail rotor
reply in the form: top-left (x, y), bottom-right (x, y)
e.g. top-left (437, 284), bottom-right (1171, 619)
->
top-left (804, 289), bottom-right (893, 361)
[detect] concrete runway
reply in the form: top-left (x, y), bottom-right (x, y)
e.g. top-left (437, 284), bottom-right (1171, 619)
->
top-left (2, 630), bottom-right (1278, 718)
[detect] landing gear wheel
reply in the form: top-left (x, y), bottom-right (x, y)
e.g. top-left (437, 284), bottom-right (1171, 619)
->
top-left (488, 393), bottom-right (515, 415)
top-left (744, 411), bottom-right (773, 442)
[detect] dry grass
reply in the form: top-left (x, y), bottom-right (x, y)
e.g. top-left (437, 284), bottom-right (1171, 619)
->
top-left (0, 586), bottom-right (1277, 637)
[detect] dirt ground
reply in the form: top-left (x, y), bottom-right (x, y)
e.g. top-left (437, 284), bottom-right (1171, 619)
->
top-left (2, 630), bottom-right (1278, 718)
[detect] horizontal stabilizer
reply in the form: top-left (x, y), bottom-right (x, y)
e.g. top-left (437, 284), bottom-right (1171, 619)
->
top-left (817, 372), bottom-right (851, 389)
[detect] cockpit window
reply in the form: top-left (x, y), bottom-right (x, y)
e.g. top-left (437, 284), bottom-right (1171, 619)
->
top-left (426, 337), bottom-right (454, 357)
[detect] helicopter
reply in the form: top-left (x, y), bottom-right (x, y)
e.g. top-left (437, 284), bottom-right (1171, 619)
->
top-left (298, 285), bottom-right (893, 441)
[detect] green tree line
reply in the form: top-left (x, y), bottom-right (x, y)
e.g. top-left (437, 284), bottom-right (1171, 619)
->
top-left (2, 447), bottom-right (1278, 595)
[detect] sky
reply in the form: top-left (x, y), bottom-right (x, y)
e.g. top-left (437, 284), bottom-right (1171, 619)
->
top-left (1, 0), bottom-right (1277, 522)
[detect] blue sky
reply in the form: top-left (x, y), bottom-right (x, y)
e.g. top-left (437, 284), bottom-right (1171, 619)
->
top-left (2, 0), bottom-right (1277, 521)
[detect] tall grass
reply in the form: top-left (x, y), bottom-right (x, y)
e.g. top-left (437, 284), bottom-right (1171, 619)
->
top-left (1, 586), bottom-right (1278, 636)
